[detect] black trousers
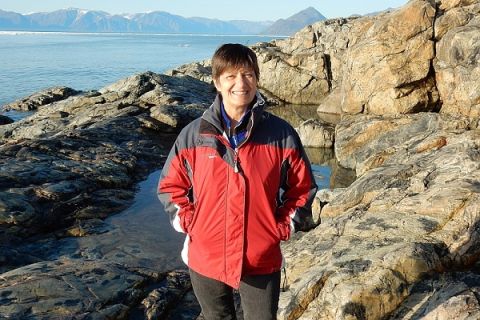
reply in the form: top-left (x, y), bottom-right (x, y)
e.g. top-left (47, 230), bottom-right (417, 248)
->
top-left (189, 268), bottom-right (281, 320)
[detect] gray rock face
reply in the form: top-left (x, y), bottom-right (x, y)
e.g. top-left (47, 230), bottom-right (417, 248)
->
top-left (252, 41), bottom-right (330, 105)
top-left (0, 71), bottom-right (216, 319)
top-left (166, 60), bottom-right (213, 85)
top-left (0, 259), bottom-right (196, 319)
top-left (0, 259), bottom-right (143, 318)
top-left (0, 71), bottom-right (214, 255)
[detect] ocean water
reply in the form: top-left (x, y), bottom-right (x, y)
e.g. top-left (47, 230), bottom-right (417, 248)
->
top-left (0, 31), bottom-right (280, 107)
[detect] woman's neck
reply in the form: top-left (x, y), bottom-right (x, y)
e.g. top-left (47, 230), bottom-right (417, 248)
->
top-left (224, 104), bottom-right (248, 124)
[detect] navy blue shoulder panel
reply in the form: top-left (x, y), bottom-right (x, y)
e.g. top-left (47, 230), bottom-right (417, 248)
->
top-left (249, 112), bottom-right (301, 150)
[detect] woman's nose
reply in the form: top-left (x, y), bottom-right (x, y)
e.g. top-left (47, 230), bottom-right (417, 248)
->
top-left (235, 74), bottom-right (247, 84)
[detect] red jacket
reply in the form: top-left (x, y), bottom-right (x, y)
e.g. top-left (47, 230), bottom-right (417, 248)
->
top-left (158, 92), bottom-right (317, 288)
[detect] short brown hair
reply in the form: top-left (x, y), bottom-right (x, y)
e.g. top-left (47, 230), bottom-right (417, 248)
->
top-left (211, 43), bottom-right (260, 81)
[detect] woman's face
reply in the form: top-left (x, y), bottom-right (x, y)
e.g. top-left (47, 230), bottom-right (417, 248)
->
top-left (214, 67), bottom-right (257, 111)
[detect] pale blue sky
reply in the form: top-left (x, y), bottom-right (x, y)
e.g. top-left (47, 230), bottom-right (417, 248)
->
top-left (0, 0), bottom-right (409, 21)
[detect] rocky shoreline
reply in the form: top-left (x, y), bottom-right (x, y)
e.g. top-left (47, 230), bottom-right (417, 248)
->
top-left (1, 0), bottom-right (480, 319)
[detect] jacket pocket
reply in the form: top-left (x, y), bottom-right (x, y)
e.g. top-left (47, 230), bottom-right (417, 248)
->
top-left (180, 204), bottom-right (195, 233)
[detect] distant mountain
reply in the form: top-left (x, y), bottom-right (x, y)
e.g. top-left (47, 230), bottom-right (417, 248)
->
top-left (0, 8), bottom-right (254, 34)
top-left (0, 9), bottom-right (32, 30)
top-left (261, 7), bottom-right (326, 36)
top-left (0, 7), bottom-right (326, 35)
top-left (229, 20), bottom-right (274, 35)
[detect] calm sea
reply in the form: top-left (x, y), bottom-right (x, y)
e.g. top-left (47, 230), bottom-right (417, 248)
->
top-left (0, 31), bottom-right (281, 107)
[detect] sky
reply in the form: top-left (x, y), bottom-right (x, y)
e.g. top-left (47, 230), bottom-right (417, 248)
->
top-left (0, 0), bottom-right (409, 21)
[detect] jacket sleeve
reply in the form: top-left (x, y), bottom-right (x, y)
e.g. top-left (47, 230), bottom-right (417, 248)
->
top-left (276, 132), bottom-right (318, 240)
top-left (157, 139), bottom-right (194, 234)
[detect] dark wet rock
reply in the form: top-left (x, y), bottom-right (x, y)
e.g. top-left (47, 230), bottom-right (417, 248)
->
top-left (0, 259), bottom-right (145, 319)
top-left (142, 270), bottom-right (193, 320)
top-left (0, 115), bottom-right (13, 125)
top-left (2, 86), bottom-right (81, 111)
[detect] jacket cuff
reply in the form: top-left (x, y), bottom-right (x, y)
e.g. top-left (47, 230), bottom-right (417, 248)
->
top-left (277, 222), bottom-right (291, 241)
top-left (172, 213), bottom-right (185, 233)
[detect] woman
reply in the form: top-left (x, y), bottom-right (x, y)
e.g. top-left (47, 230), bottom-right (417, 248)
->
top-left (158, 43), bottom-right (317, 320)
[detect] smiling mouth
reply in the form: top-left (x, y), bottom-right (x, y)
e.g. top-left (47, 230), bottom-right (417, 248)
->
top-left (232, 91), bottom-right (248, 95)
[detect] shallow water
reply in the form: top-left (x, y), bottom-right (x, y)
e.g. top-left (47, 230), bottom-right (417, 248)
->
top-left (75, 170), bottom-right (185, 271)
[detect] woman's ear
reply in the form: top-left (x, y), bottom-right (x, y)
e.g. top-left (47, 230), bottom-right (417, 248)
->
top-left (213, 78), bottom-right (220, 91)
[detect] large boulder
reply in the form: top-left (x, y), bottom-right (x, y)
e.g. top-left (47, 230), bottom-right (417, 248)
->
top-left (251, 0), bottom-right (440, 115)
top-left (252, 17), bottom-right (355, 106)
top-left (339, 0), bottom-right (438, 115)
top-left (253, 42), bottom-right (330, 104)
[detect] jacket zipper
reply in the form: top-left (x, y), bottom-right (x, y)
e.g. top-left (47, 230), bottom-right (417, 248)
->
top-left (234, 149), bottom-right (239, 173)
top-left (232, 110), bottom-right (255, 174)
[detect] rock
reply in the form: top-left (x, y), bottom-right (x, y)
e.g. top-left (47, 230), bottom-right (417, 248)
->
top-left (340, 0), bottom-right (438, 115)
top-left (0, 72), bottom-right (214, 267)
top-left (316, 89), bottom-right (343, 114)
top-left (434, 12), bottom-right (480, 118)
top-left (329, 161), bottom-right (357, 189)
top-left (389, 271), bottom-right (480, 319)
top-left (0, 259), bottom-right (145, 318)
top-left (166, 61), bottom-right (213, 84)
top-left (2, 86), bottom-right (80, 111)
top-left (312, 188), bottom-right (346, 225)
top-left (435, 1), bottom-right (480, 40)
top-left (296, 119), bottom-right (335, 148)
top-left (0, 115), bottom-right (13, 125)
top-left (99, 72), bottom-right (215, 107)
top-left (279, 116), bottom-right (480, 319)
top-left (150, 104), bottom-right (205, 132)
top-left (253, 43), bottom-right (330, 104)
top-left (142, 270), bottom-right (192, 320)
top-left (65, 218), bottom-right (112, 237)
top-left (316, 188), bottom-right (345, 203)
top-left (256, 17), bottom-right (356, 107)
top-left (251, 0), bottom-right (441, 115)
top-left (1, 0), bottom-right (480, 318)
top-left (334, 113), bottom-right (471, 173)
